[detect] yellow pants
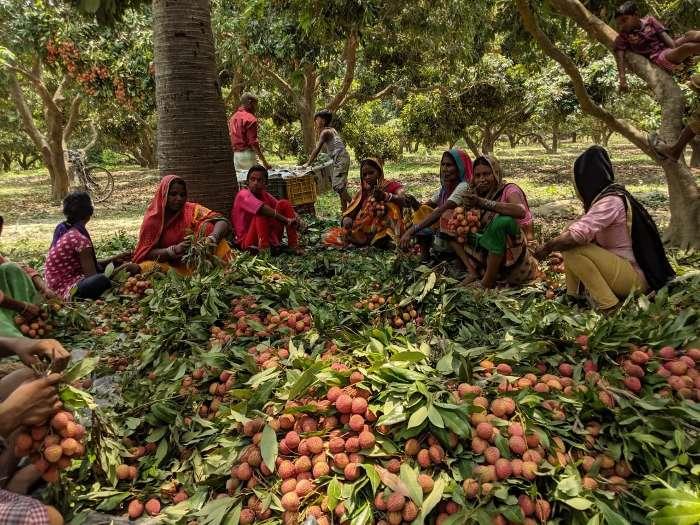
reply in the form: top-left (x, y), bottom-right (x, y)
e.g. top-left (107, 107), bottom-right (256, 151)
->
top-left (563, 244), bottom-right (645, 310)
top-left (139, 240), bottom-right (232, 277)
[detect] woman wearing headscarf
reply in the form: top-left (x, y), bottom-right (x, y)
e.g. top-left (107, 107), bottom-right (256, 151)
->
top-left (401, 148), bottom-right (473, 262)
top-left (133, 175), bottom-right (231, 275)
top-left (324, 158), bottom-right (407, 248)
top-left (402, 154), bottom-right (537, 288)
top-left (535, 146), bottom-right (674, 312)
top-left (44, 192), bottom-right (136, 300)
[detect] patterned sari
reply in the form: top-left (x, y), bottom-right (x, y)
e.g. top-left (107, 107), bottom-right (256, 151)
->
top-left (442, 156), bottom-right (539, 285)
top-left (324, 158), bottom-right (405, 247)
top-left (133, 175), bottom-right (232, 275)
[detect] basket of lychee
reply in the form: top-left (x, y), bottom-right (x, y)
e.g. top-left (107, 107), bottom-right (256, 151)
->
top-left (14, 309), bottom-right (53, 339)
top-left (442, 206), bottom-right (481, 244)
top-left (14, 408), bottom-right (86, 483)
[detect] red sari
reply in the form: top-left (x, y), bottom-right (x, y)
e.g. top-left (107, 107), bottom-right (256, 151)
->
top-left (133, 175), bottom-right (231, 274)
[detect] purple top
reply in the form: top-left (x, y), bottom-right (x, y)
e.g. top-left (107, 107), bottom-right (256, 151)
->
top-left (614, 16), bottom-right (668, 60)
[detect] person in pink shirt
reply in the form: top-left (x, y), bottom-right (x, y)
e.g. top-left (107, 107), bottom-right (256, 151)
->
top-left (535, 146), bottom-right (674, 312)
top-left (614, 1), bottom-right (700, 91)
top-left (44, 192), bottom-right (135, 300)
top-left (230, 165), bottom-right (302, 254)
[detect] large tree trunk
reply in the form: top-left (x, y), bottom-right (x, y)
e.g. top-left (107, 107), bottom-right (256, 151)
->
top-left (481, 127), bottom-right (496, 154)
top-left (153, 0), bottom-right (236, 214)
top-left (517, 0), bottom-right (700, 248)
top-left (551, 122), bottom-right (559, 154)
top-left (532, 133), bottom-right (554, 154)
top-left (690, 137), bottom-right (700, 168)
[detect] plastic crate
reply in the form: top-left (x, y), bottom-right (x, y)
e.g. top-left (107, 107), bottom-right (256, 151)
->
top-left (267, 177), bottom-right (287, 200)
top-left (285, 173), bottom-right (317, 205)
top-left (235, 176), bottom-right (287, 200)
top-left (294, 202), bottom-right (316, 217)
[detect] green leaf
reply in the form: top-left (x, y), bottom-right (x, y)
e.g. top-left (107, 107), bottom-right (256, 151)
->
top-left (260, 425), bottom-right (278, 472)
top-left (407, 405), bottom-right (428, 429)
top-left (418, 272), bottom-right (437, 301)
top-left (436, 352), bottom-right (454, 374)
top-left (565, 497), bottom-right (593, 510)
top-left (95, 492), bottom-right (129, 511)
top-left (596, 499), bottom-right (630, 525)
top-left (327, 477), bottom-right (342, 511)
top-left (427, 405), bottom-right (444, 428)
top-left (287, 361), bottom-right (327, 398)
top-left (415, 478), bottom-right (446, 525)
top-left (363, 463), bottom-right (380, 494)
top-left (650, 503), bottom-right (700, 525)
top-left (62, 356), bottom-right (99, 384)
top-left (146, 426), bottom-right (168, 443)
top-left (400, 463), bottom-right (424, 506)
top-left (59, 384), bottom-right (96, 410)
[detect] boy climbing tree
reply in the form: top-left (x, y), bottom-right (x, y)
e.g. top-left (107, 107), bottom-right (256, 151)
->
top-left (614, 1), bottom-right (700, 92)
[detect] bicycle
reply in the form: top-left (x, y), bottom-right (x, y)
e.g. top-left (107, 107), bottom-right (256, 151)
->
top-left (67, 149), bottom-right (115, 203)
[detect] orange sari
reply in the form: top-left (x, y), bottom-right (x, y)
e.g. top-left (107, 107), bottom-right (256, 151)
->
top-left (134, 175), bottom-right (232, 275)
top-left (324, 159), bottom-right (405, 247)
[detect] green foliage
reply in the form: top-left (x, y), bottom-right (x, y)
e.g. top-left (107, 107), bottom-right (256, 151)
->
top-left (341, 101), bottom-right (403, 161)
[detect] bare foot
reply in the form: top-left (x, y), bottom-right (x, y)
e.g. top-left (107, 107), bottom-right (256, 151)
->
top-left (460, 273), bottom-right (480, 286)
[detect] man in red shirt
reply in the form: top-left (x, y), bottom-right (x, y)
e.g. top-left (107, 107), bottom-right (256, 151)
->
top-left (228, 93), bottom-right (271, 171)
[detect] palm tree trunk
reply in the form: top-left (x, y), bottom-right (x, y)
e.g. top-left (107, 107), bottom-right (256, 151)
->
top-left (153, 0), bottom-right (236, 214)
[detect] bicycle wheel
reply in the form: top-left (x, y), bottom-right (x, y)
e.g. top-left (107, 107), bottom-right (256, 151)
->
top-left (84, 165), bottom-right (115, 203)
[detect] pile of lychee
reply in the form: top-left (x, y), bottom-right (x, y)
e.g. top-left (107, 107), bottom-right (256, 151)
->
top-left (390, 303), bottom-right (422, 328)
top-left (445, 206), bottom-right (481, 244)
top-left (247, 343), bottom-right (290, 370)
top-left (120, 275), bottom-right (151, 297)
top-left (14, 409), bottom-right (86, 483)
top-left (354, 293), bottom-right (387, 311)
top-left (14, 310), bottom-right (53, 338)
top-left (649, 346), bottom-right (699, 400)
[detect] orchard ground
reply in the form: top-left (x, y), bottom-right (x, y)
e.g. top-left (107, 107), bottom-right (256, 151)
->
top-left (0, 137), bottom-right (684, 266)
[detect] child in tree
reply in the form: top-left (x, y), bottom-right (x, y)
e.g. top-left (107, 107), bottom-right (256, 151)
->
top-left (614, 1), bottom-right (700, 91)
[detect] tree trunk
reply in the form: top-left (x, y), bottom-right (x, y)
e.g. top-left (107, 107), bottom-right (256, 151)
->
top-left (602, 129), bottom-right (614, 147)
top-left (571, 132), bottom-right (577, 143)
top-left (1, 153), bottom-right (11, 171)
top-left (517, 0), bottom-right (700, 248)
top-left (153, 0), bottom-right (236, 214)
top-left (481, 128), bottom-right (496, 154)
top-left (507, 134), bottom-right (517, 148)
top-left (463, 134), bottom-right (480, 158)
top-left (551, 122), bottom-right (559, 154)
top-left (689, 137), bottom-right (700, 168)
top-left (533, 134), bottom-right (553, 154)
top-left (411, 141), bottom-right (419, 153)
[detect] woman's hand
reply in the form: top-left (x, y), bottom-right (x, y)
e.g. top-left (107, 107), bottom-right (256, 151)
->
top-left (172, 241), bottom-right (189, 257)
top-left (0, 374), bottom-right (63, 436)
top-left (22, 303), bottom-right (42, 321)
top-left (41, 288), bottom-right (61, 302)
top-left (111, 251), bottom-right (133, 265)
top-left (373, 188), bottom-right (387, 202)
top-left (11, 338), bottom-right (70, 372)
top-left (460, 194), bottom-right (481, 209)
top-left (399, 227), bottom-right (415, 250)
top-left (533, 243), bottom-right (552, 261)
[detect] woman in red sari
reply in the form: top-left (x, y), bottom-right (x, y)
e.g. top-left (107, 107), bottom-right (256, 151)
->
top-left (324, 158), bottom-right (407, 248)
top-left (133, 175), bottom-right (232, 275)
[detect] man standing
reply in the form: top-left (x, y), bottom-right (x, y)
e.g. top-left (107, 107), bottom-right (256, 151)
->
top-left (228, 93), bottom-right (271, 171)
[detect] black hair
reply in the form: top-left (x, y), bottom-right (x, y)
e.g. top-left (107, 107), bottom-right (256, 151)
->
top-left (473, 156), bottom-right (492, 170)
top-left (62, 191), bottom-right (94, 223)
top-left (615, 1), bottom-right (639, 17)
top-left (314, 109), bottom-right (333, 127)
top-left (246, 164), bottom-right (269, 183)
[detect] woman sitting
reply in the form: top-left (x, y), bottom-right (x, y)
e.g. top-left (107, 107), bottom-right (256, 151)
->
top-left (231, 165), bottom-right (302, 254)
top-left (0, 216), bottom-right (57, 337)
top-left (402, 155), bottom-right (538, 289)
top-left (44, 192), bottom-right (135, 300)
top-left (133, 175), bottom-right (232, 275)
top-left (535, 146), bottom-right (674, 312)
top-left (406, 148), bottom-right (473, 263)
top-left (325, 158), bottom-right (407, 248)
